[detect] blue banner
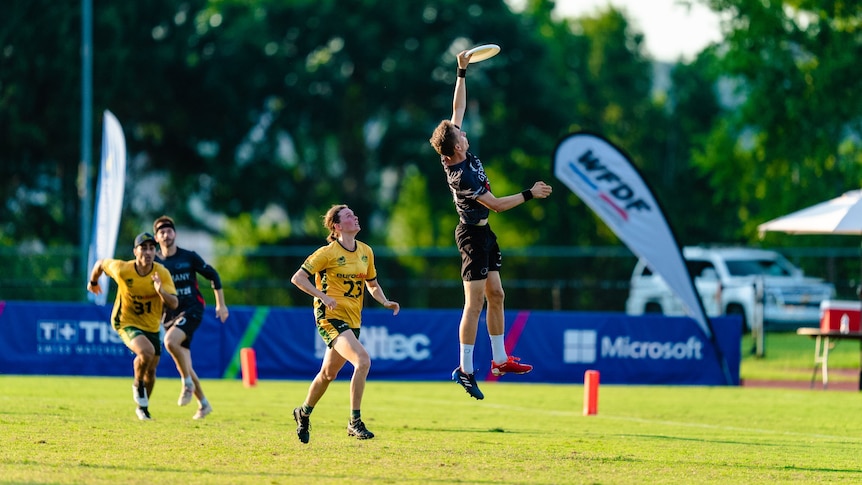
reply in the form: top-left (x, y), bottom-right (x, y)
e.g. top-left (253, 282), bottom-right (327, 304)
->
top-left (0, 301), bottom-right (739, 385)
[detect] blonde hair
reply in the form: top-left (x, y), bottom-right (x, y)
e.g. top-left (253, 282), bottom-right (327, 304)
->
top-left (323, 204), bottom-right (349, 242)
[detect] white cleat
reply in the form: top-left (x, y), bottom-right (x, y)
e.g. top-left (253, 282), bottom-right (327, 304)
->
top-left (178, 384), bottom-right (195, 406)
top-left (193, 404), bottom-right (213, 420)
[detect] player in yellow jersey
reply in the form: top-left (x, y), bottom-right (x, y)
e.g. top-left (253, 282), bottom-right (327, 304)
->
top-left (290, 204), bottom-right (400, 443)
top-left (87, 232), bottom-right (178, 421)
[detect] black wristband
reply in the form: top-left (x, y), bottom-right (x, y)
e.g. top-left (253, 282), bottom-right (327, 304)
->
top-left (521, 189), bottom-right (534, 201)
top-left (457, 68), bottom-right (467, 78)
top-left (89, 280), bottom-right (98, 286)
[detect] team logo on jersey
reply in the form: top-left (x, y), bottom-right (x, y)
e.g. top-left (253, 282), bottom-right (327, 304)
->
top-left (337, 256), bottom-right (347, 266)
top-left (470, 157), bottom-right (490, 188)
top-left (126, 278), bottom-right (134, 287)
top-left (164, 313), bottom-right (187, 330)
top-left (361, 255), bottom-right (368, 263)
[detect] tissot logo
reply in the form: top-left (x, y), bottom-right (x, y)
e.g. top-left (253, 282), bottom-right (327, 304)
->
top-left (36, 320), bottom-right (126, 356)
top-left (38, 320), bottom-right (124, 344)
top-left (38, 321), bottom-right (78, 342)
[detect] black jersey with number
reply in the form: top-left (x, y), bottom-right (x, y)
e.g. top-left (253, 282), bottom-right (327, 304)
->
top-left (155, 247), bottom-right (222, 320)
top-left (443, 151), bottom-right (491, 225)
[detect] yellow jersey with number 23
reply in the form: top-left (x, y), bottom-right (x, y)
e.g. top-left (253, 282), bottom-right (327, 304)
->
top-left (301, 240), bottom-right (377, 329)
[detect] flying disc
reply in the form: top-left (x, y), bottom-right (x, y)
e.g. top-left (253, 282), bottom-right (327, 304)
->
top-left (466, 44), bottom-right (501, 63)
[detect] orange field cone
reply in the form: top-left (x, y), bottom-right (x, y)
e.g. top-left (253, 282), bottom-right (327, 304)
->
top-left (240, 347), bottom-right (258, 387)
top-left (583, 369), bottom-right (599, 415)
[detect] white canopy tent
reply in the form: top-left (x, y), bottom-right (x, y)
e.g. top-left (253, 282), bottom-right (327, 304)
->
top-left (758, 190), bottom-right (862, 236)
top-left (758, 188), bottom-right (862, 302)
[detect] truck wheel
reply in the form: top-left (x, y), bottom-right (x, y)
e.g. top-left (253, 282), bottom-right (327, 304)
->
top-left (726, 304), bottom-right (748, 332)
top-left (645, 302), bottom-right (663, 314)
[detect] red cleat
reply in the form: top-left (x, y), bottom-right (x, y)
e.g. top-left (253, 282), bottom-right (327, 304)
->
top-left (491, 356), bottom-right (533, 376)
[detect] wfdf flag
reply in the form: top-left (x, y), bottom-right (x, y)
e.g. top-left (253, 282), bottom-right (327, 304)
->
top-left (87, 110), bottom-right (127, 305)
top-left (553, 132), bottom-right (731, 383)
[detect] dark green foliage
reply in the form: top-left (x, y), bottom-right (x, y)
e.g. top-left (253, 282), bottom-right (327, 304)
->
top-left (4, 0), bottom-right (861, 307)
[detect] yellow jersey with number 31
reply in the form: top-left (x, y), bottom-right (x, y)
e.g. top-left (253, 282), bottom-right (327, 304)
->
top-left (300, 240), bottom-right (377, 328)
top-left (102, 259), bottom-right (176, 333)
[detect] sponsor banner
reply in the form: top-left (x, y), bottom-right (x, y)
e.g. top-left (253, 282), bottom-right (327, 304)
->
top-left (255, 308), bottom-right (450, 381)
top-left (0, 301), bottom-right (224, 378)
top-left (0, 302), bottom-right (739, 385)
top-left (553, 132), bottom-right (712, 339)
top-left (554, 313), bottom-right (740, 385)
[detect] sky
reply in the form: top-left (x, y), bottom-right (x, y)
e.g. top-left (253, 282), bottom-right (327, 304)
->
top-left (549, 0), bottom-right (724, 62)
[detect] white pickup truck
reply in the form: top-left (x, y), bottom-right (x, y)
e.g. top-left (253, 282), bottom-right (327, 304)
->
top-left (625, 246), bottom-right (836, 330)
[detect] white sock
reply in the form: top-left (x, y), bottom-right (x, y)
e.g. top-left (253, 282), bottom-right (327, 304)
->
top-left (490, 335), bottom-right (507, 364)
top-left (183, 377), bottom-right (193, 388)
top-left (460, 344), bottom-right (475, 375)
top-left (133, 384), bottom-right (149, 407)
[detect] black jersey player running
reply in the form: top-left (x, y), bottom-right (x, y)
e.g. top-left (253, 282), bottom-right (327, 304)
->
top-left (429, 49), bottom-right (552, 400)
top-left (153, 215), bottom-right (229, 419)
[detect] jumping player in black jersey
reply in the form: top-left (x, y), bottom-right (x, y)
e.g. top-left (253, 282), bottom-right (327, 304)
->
top-left (153, 215), bottom-right (229, 419)
top-left (429, 49), bottom-right (552, 400)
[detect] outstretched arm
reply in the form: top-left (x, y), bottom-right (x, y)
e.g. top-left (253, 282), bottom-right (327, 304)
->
top-left (450, 50), bottom-right (471, 128)
top-left (477, 181), bottom-right (553, 213)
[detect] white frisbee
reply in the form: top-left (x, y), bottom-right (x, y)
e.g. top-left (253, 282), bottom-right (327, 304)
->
top-left (466, 44), bottom-right (501, 63)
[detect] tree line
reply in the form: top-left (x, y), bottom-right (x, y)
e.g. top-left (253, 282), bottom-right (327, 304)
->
top-left (2, 0), bottom-right (861, 306)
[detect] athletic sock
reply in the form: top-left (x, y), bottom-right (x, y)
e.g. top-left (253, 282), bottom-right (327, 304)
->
top-left (350, 410), bottom-right (361, 422)
top-left (490, 334), bottom-right (507, 364)
top-left (134, 380), bottom-right (149, 407)
top-left (460, 344), bottom-right (475, 375)
top-left (183, 377), bottom-right (193, 387)
top-left (300, 404), bottom-right (313, 416)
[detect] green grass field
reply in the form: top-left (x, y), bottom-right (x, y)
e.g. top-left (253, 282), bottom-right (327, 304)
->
top-left (2, 332), bottom-right (861, 484)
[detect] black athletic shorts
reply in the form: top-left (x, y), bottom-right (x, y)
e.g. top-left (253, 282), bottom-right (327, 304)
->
top-left (455, 222), bottom-right (502, 281)
top-left (163, 309), bottom-right (203, 349)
